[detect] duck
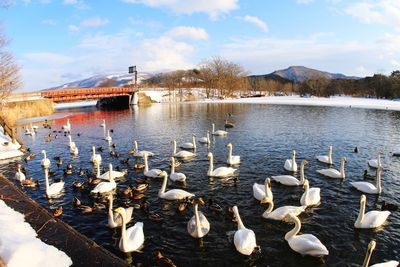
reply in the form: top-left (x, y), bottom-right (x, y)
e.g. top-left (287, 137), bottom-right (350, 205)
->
top-left (134, 163), bottom-right (145, 169)
top-left (351, 167), bottom-right (383, 194)
top-left (148, 212), bottom-right (163, 221)
top-left (172, 140), bottom-right (196, 159)
top-left (381, 201), bottom-right (398, 212)
top-left (132, 140), bottom-right (154, 157)
top-left (73, 197), bottom-right (81, 207)
top-left (316, 157), bottom-right (346, 179)
top-left (90, 164), bottom-right (117, 194)
top-left (208, 199), bottom-right (223, 212)
top-left (88, 175), bottom-right (101, 186)
top-left (131, 193), bottom-right (146, 200)
top-left (108, 194), bottom-right (134, 228)
top-left (44, 168), bottom-right (64, 197)
top-left (282, 213), bottom-right (329, 257)
top-left (91, 146), bottom-right (102, 165)
top-left (232, 205), bottom-right (258, 255)
top-left (226, 143), bottom-right (240, 165)
top-left (363, 170), bottom-right (375, 180)
top-left (180, 134), bottom-right (196, 150)
top-left (362, 240), bottom-right (399, 267)
top-left (300, 179), bottom-right (320, 207)
top-left (211, 123), bottom-right (228, 136)
top-left (56, 157), bottom-right (63, 167)
top-left (169, 157), bottom-right (186, 182)
top-left (40, 150), bottom-right (51, 168)
top-left (120, 157), bottom-right (130, 164)
top-left (177, 201), bottom-right (188, 213)
top-left (354, 146), bottom-right (359, 153)
top-left (368, 151), bottom-right (383, 169)
top-left (143, 153), bottom-right (162, 178)
top-left (78, 205), bottom-right (96, 214)
top-left (24, 153), bottom-right (36, 161)
top-left (198, 131), bottom-right (210, 144)
top-left (154, 251), bottom-right (177, 267)
top-left (14, 164), bottom-right (26, 181)
top-left (354, 194), bottom-right (390, 229)
top-left (170, 158), bottom-right (181, 168)
top-left (114, 207), bottom-right (144, 253)
top-left (133, 183), bottom-right (149, 192)
top-left (207, 152), bottom-right (236, 177)
top-left (187, 198), bottom-right (210, 238)
top-left (316, 145), bottom-right (333, 164)
top-left (261, 197), bottom-right (306, 220)
top-left (252, 177), bottom-right (273, 201)
top-left (104, 129), bottom-right (112, 142)
top-left (271, 160), bottom-right (308, 186)
top-left (224, 119), bottom-right (235, 128)
top-left (53, 207), bottom-right (63, 217)
top-left (284, 150), bottom-right (298, 172)
top-left (21, 178), bottom-right (39, 188)
top-left (158, 171), bottom-right (195, 200)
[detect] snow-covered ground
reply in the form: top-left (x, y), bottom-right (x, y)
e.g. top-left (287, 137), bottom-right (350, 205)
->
top-left (0, 200), bottom-right (72, 267)
top-left (0, 126), bottom-right (23, 160)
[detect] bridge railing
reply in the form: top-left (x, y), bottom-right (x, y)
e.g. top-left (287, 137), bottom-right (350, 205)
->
top-left (41, 87), bottom-right (135, 98)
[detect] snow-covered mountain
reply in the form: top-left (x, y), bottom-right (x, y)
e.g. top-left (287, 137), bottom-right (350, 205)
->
top-left (270, 66), bottom-right (360, 82)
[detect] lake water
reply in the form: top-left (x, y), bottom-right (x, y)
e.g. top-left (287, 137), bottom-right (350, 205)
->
top-left (3, 103), bottom-right (400, 266)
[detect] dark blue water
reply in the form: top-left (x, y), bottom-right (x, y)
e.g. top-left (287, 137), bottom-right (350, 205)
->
top-left (3, 103), bottom-right (400, 266)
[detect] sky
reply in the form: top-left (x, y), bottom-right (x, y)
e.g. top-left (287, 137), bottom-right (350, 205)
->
top-left (1, 0), bottom-right (400, 92)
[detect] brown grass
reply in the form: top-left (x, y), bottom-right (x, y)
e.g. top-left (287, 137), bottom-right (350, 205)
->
top-left (0, 99), bottom-right (54, 126)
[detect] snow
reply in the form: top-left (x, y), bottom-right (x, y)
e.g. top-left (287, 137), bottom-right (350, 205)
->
top-left (0, 126), bottom-right (23, 160)
top-left (142, 90), bottom-right (163, 103)
top-left (55, 101), bottom-right (97, 109)
top-left (0, 200), bottom-right (73, 267)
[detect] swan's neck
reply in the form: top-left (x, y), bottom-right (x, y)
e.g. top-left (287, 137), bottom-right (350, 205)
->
top-left (356, 199), bottom-right (366, 226)
top-left (171, 159), bottom-right (175, 174)
top-left (107, 130), bottom-right (110, 137)
top-left (108, 166), bottom-right (113, 182)
top-left (377, 153), bottom-right (381, 166)
top-left (108, 196), bottom-right (114, 223)
top-left (208, 155), bottom-right (214, 176)
top-left (206, 132), bottom-right (210, 143)
top-left (376, 169), bottom-right (382, 193)
top-left (233, 208), bottom-right (245, 230)
top-left (285, 216), bottom-right (301, 240)
top-left (265, 200), bottom-right (274, 214)
top-left (328, 148), bottom-right (333, 164)
top-left (292, 153), bottom-right (295, 163)
top-left (172, 141), bottom-right (177, 154)
top-left (96, 165), bottom-right (100, 177)
top-left (119, 211), bottom-right (127, 250)
top-left (44, 169), bottom-right (50, 193)
top-left (340, 160), bottom-right (346, 178)
top-left (300, 163), bottom-right (305, 183)
top-left (134, 141), bottom-right (138, 151)
top-left (194, 204), bottom-right (201, 237)
top-left (303, 183), bottom-right (309, 203)
top-left (69, 136), bottom-right (72, 143)
top-left (158, 174), bottom-right (168, 197)
top-left (228, 146), bottom-right (233, 160)
top-left (192, 136), bottom-right (196, 149)
top-left (92, 147), bottom-right (95, 156)
top-left (43, 151), bottom-right (47, 160)
top-left (212, 124), bottom-right (215, 133)
top-left (144, 156), bottom-right (149, 172)
top-left (362, 247), bottom-right (373, 267)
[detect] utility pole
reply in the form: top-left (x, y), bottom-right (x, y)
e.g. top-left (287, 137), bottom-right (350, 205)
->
top-left (128, 66), bottom-right (139, 105)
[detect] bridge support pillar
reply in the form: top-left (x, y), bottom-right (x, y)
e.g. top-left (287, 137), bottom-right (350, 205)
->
top-left (129, 92), bottom-right (139, 105)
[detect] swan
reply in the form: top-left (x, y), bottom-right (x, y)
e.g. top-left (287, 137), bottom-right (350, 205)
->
top-left (351, 167), bottom-right (383, 194)
top-left (260, 197), bottom-right (306, 221)
top-left (368, 151), bottom-right (383, 169)
top-left (68, 135), bottom-right (76, 149)
top-left (300, 179), bottom-right (320, 207)
top-left (271, 160), bottom-right (308, 186)
top-left (207, 152), bottom-right (236, 177)
top-left (180, 134), bottom-right (196, 150)
top-left (62, 119), bottom-right (71, 132)
top-left (284, 150), bottom-right (298, 172)
top-left (172, 140), bottom-right (196, 159)
top-left (362, 240), bottom-right (399, 267)
top-left (232, 205), bottom-right (257, 255)
top-left (70, 145), bottom-right (79, 155)
top-left (44, 168), bottom-right (64, 197)
top-left (226, 143), bottom-right (240, 165)
top-left (25, 126), bottom-right (35, 136)
top-left (198, 131), bottom-right (210, 144)
top-left (105, 130), bottom-right (112, 142)
top-left (158, 171), bottom-right (195, 200)
top-left (108, 194), bottom-right (133, 228)
top-left (97, 162), bottom-right (125, 180)
top-left (40, 150), bottom-right (51, 168)
top-left (316, 157), bottom-right (346, 179)
top-left (170, 157), bottom-right (186, 182)
top-left (14, 164), bottom-right (26, 181)
top-left (211, 123), bottom-right (228, 136)
top-left (316, 145), bottom-right (333, 164)
top-left (91, 164), bottom-right (117, 194)
top-left (252, 177), bottom-right (273, 201)
top-left (187, 200), bottom-right (210, 238)
top-left (91, 146), bottom-right (102, 165)
top-left (100, 119), bottom-right (106, 128)
top-left (354, 194), bottom-right (390, 229)
top-left (132, 140), bottom-right (154, 157)
top-left (143, 153), bottom-right (162, 178)
top-left (114, 207), bottom-right (144, 253)
top-left (283, 213), bottom-right (329, 257)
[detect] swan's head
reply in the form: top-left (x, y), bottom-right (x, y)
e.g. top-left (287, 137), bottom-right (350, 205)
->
top-left (368, 240), bottom-right (376, 252)
top-left (226, 143), bottom-right (232, 148)
top-left (170, 157), bottom-right (175, 162)
top-left (260, 196), bottom-right (272, 204)
top-left (192, 134), bottom-right (196, 137)
top-left (282, 213), bottom-right (296, 223)
top-left (114, 207), bottom-right (125, 217)
top-left (329, 145), bottom-right (333, 151)
top-left (342, 157), bottom-right (347, 163)
top-left (232, 205), bottom-right (239, 219)
top-left (207, 152), bottom-right (213, 159)
top-left (292, 150), bottom-right (296, 156)
top-left (264, 177), bottom-right (271, 189)
top-left (196, 197), bottom-right (205, 205)
top-left (40, 150), bottom-right (45, 154)
top-left (302, 179), bottom-right (309, 189)
top-left (360, 194), bottom-right (366, 203)
top-left (158, 171), bottom-right (168, 177)
top-left (301, 160), bottom-right (309, 165)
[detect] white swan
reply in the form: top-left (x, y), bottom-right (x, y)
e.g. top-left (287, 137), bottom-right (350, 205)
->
top-left (104, 129), bottom-right (112, 142)
top-left (362, 240), bottom-right (399, 267)
top-left (132, 140), bottom-right (154, 157)
top-left (114, 207), bottom-right (144, 253)
top-left (68, 135), bottom-right (76, 149)
top-left (284, 150), bottom-right (298, 172)
top-left (211, 123), bottom-right (228, 136)
top-left (300, 179), bottom-right (320, 207)
top-left (40, 150), bottom-right (51, 168)
top-left (351, 167), bottom-right (383, 194)
top-left (261, 197), bottom-right (306, 220)
top-left (180, 134), bottom-right (196, 150)
top-left (158, 171), bottom-right (195, 200)
top-left (283, 213), bottom-right (329, 257)
top-left (44, 168), bottom-right (64, 197)
top-left (316, 145), bottom-right (333, 164)
top-left (232, 205), bottom-right (257, 255)
top-left (91, 164), bottom-right (117, 194)
top-left (14, 164), bottom-right (26, 181)
top-left (97, 162), bottom-right (125, 180)
top-left (207, 152), bottom-right (236, 177)
top-left (316, 157), bottom-right (346, 179)
top-left (70, 145), bottom-right (79, 156)
top-left (354, 194), bottom-right (390, 229)
top-left (252, 177), bottom-right (273, 201)
top-left (368, 151), bottom-right (383, 169)
top-left (62, 119), bottom-right (71, 133)
top-left (187, 201), bottom-right (210, 238)
top-left (271, 160), bottom-right (308, 186)
top-left (170, 157), bottom-right (186, 182)
top-left (198, 131), bottom-right (210, 144)
top-left (172, 140), bottom-right (196, 159)
top-left (100, 119), bottom-right (106, 128)
top-left (91, 146), bottom-right (102, 165)
top-left (108, 194), bottom-right (133, 228)
top-left (226, 143), bottom-right (240, 165)
top-left (143, 153), bottom-right (162, 178)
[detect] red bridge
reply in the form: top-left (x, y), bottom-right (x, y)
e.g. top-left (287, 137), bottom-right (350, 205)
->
top-left (40, 87), bottom-right (136, 103)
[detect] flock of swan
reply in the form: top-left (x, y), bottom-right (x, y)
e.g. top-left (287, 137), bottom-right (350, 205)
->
top-left (16, 117), bottom-right (399, 266)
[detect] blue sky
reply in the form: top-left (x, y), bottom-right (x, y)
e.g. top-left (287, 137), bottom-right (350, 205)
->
top-left (1, 0), bottom-right (400, 91)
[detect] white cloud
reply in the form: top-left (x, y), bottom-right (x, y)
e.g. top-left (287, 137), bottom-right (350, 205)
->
top-left (241, 15), bottom-right (268, 32)
top-left (63, 0), bottom-right (77, 4)
top-left (24, 52), bottom-right (75, 66)
top-left (122, 0), bottom-right (239, 19)
top-left (41, 19), bottom-right (56, 26)
top-left (297, 0), bottom-right (314, 4)
top-left (68, 24), bottom-right (79, 32)
top-left (80, 17), bottom-right (109, 27)
top-left (63, 0), bottom-right (89, 9)
top-left (166, 26), bottom-right (208, 40)
top-left (345, 0), bottom-right (400, 30)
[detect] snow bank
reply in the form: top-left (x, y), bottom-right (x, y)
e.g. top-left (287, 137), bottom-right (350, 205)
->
top-left (0, 126), bottom-right (23, 160)
top-left (142, 90), bottom-right (163, 103)
top-left (0, 200), bottom-right (72, 267)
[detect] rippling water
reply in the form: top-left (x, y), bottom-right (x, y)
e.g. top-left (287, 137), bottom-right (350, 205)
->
top-left (3, 103), bottom-right (400, 266)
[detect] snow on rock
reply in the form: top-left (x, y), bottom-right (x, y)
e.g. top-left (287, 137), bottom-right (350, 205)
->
top-left (0, 126), bottom-right (23, 160)
top-left (0, 200), bottom-right (73, 267)
top-left (142, 91), bottom-right (163, 103)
